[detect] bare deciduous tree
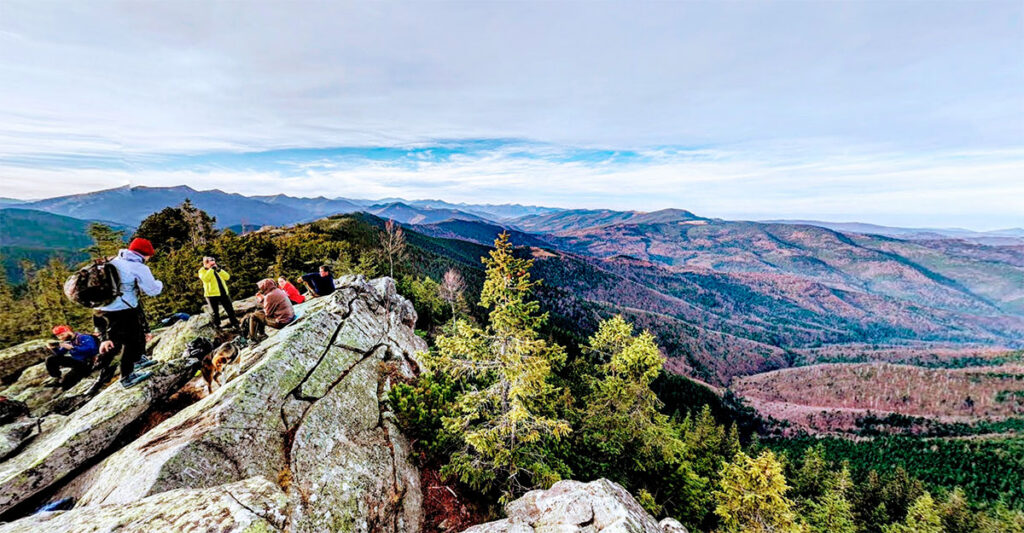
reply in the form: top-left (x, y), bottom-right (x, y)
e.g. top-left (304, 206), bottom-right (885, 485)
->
top-left (439, 268), bottom-right (467, 322)
top-left (379, 219), bottom-right (407, 278)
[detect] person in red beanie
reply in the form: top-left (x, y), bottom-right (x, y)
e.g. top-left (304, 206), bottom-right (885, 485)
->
top-left (45, 324), bottom-right (99, 390)
top-left (89, 237), bottom-right (163, 392)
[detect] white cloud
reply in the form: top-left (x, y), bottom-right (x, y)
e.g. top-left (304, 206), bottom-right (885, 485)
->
top-left (3, 145), bottom-right (1022, 229)
top-left (0, 2), bottom-right (1020, 229)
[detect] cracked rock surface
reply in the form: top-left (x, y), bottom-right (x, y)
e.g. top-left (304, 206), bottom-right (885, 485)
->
top-left (0, 476), bottom-right (289, 533)
top-left (31, 276), bottom-right (426, 532)
top-left (462, 479), bottom-right (688, 533)
top-left (0, 316), bottom-right (207, 516)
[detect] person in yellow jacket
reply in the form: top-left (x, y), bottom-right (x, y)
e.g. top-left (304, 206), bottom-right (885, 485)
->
top-left (198, 256), bottom-right (240, 330)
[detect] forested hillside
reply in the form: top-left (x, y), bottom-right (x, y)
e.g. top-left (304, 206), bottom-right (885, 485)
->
top-left (2, 202), bottom-right (1022, 532)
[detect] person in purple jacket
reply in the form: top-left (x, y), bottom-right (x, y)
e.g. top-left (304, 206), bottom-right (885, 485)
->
top-left (46, 325), bottom-right (99, 390)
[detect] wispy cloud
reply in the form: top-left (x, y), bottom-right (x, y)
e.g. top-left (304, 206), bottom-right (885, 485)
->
top-left (3, 142), bottom-right (1022, 229)
top-left (0, 2), bottom-right (1021, 229)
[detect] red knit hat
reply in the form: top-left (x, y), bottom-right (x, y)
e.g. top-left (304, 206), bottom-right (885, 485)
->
top-left (52, 325), bottom-right (72, 336)
top-left (128, 238), bottom-right (155, 256)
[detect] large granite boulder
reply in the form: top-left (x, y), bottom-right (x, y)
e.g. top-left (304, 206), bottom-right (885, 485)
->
top-left (60, 276), bottom-right (424, 532)
top-left (462, 479), bottom-right (687, 533)
top-left (0, 315), bottom-right (211, 515)
top-left (0, 476), bottom-right (288, 533)
top-left (0, 341), bottom-right (50, 385)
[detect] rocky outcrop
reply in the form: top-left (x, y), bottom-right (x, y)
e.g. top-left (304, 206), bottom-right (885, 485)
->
top-left (462, 479), bottom-right (687, 533)
top-left (0, 341), bottom-right (49, 385)
top-left (0, 419), bottom-right (36, 461)
top-left (0, 276), bottom-right (425, 531)
top-left (0, 476), bottom-right (289, 533)
top-left (0, 315), bottom-right (211, 516)
top-left (36, 276), bottom-right (425, 532)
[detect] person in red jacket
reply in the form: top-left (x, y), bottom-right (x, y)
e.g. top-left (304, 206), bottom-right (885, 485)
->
top-left (277, 277), bottom-right (305, 304)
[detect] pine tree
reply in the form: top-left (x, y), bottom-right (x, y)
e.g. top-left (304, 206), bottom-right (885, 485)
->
top-left (0, 259), bottom-right (31, 346)
top-left (85, 223), bottom-right (126, 259)
top-left (883, 492), bottom-right (942, 533)
top-left (713, 450), bottom-right (802, 533)
top-left (576, 316), bottom-right (703, 518)
top-left (805, 466), bottom-right (856, 533)
top-left (23, 257), bottom-right (91, 337)
top-left (425, 232), bottom-right (570, 503)
top-left (792, 444), bottom-right (831, 502)
top-left (939, 487), bottom-right (976, 533)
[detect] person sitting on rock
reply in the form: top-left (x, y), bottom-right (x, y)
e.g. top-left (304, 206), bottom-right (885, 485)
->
top-left (198, 256), bottom-right (240, 331)
top-left (243, 278), bottom-right (296, 341)
top-left (300, 265), bottom-right (335, 297)
top-left (45, 325), bottom-right (99, 390)
top-left (277, 277), bottom-right (305, 304)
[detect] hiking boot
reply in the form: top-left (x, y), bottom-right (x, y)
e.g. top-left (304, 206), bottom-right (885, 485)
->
top-left (43, 377), bottom-right (62, 388)
top-left (120, 372), bottom-right (152, 389)
top-left (134, 357), bottom-right (157, 371)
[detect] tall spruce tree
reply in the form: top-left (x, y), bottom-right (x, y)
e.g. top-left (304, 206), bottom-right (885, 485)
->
top-left (805, 466), bottom-right (856, 533)
top-left (883, 492), bottom-right (943, 533)
top-left (714, 450), bottom-right (803, 533)
top-left (425, 232), bottom-right (570, 503)
top-left (577, 316), bottom-right (703, 518)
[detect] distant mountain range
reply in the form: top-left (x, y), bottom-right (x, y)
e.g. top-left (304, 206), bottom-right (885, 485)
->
top-left (10, 186), bottom-right (1021, 245)
top-left (12, 185), bottom-right (555, 229)
top-left (763, 219), bottom-right (1024, 246)
top-left (2, 185), bottom-right (1023, 385)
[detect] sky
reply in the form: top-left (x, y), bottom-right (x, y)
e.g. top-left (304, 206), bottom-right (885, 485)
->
top-left (0, 1), bottom-right (1021, 229)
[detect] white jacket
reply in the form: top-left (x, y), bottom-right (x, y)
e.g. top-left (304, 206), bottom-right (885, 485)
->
top-left (96, 249), bottom-right (164, 312)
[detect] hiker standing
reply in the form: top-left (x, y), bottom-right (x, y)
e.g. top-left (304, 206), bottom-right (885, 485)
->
top-left (198, 256), bottom-right (240, 330)
top-left (300, 265), bottom-right (335, 297)
top-left (277, 277), bottom-right (305, 304)
top-left (45, 325), bottom-right (99, 390)
top-left (244, 279), bottom-right (296, 340)
top-left (89, 238), bottom-right (163, 392)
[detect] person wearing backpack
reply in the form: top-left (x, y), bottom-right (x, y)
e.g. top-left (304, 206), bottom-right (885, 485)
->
top-left (45, 325), bottom-right (99, 390)
top-left (198, 256), bottom-right (239, 331)
top-left (88, 238), bottom-right (164, 393)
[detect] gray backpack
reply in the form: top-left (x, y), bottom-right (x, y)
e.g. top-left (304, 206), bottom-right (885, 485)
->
top-left (64, 259), bottom-right (122, 308)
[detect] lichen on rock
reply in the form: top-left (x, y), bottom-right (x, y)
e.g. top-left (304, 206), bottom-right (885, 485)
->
top-left (462, 479), bottom-right (686, 533)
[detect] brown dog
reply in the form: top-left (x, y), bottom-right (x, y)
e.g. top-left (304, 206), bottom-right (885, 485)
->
top-left (201, 337), bottom-right (242, 394)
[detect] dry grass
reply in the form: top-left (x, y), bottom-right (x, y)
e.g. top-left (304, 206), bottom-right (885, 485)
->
top-left (733, 362), bottom-right (1024, 424)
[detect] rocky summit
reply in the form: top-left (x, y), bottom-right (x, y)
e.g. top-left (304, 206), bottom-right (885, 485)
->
top-left (0, 275), bottom-right (676, 532)
top-left (0, 276), bottom-right (426, 532)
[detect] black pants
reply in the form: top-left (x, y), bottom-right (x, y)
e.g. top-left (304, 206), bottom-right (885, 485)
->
top-left (207, 295), bottom-right (239, 329)
top-left (93, 308), bottom-right (146, 380)
top-left (45, 354), bottom-right (91, 389)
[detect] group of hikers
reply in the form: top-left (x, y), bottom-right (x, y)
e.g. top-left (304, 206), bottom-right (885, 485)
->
top-left (46, 238), bottom-right (338, 393)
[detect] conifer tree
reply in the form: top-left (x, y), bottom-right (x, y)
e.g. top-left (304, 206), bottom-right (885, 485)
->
top-left (883, 492), bottom-right (942, 533)
top-left (792, 444), bottom-right (831, 502)
top-left (577, 316), bottom-right (704, 518)
top-left (580, 316), bottom-right (677, 464)
top-left (805, 466), bottom-right (856, 533)
top-left (714, 450), bottom-right (802, 533)
top-left (939, 487), bottom-right (976, 533)
top-left (85, 223), bottom-right (126, 259)
top-left (426, 232), bottom-right (570, 502)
